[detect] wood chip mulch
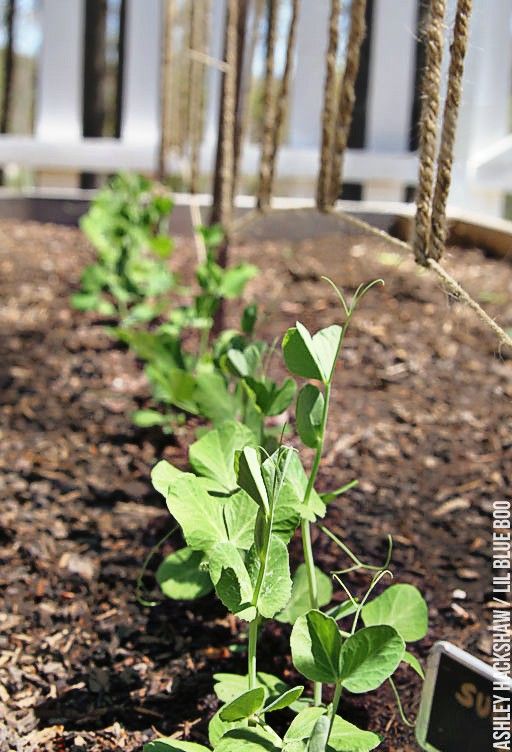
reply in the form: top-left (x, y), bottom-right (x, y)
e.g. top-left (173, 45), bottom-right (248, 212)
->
top-left (0, 218), bottom-right (510, 751)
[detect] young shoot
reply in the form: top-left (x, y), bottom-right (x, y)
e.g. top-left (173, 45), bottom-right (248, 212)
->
top-left (144, 277), bottom-right (428, 752)
top-left (281, 276), bottom-right (383, 703)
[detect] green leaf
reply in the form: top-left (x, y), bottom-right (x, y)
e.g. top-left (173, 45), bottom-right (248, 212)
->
top-left (284, 707), bottom-right (326, 742)
top-left (156, 547), bottom-right (212, 600)
top-left (132, 409), bottom-right (168, 428)
top-left (282, 323), bottom-right (343, 383)
top-left (291, 610), bottom-right (343, 683)
top-left (151, 460), bottom-right (188, 497)
top-left (116, 328), bottom-right (184, 370)
top-left (220, 688), bottom-right (265, 721)
top-left (283, 744), bottom-right (306, 752)
top-left (244, 343), bottom-right (266, 374)
top-left (311, 325), bottom-right (343, 382)
top-left (282, 324), bottom-right (323, 381)
top-left (361, 584), bottom-right (428, 643)
top-left (268, 378), bottom-right (297, 417)
top-left (194, 372), bottom-right (238, 425)
top-left (164, 474), bottom-right (227, 551)
top-left (150, 234), bottom-right (174, 258)
top-left (235, 447), bottom-right (270, 515)
top-left (272, 485), bottom-right (303, 541)
top-left (308, 715), bottom-right (330, 752)
top-left (263, 686), bottom-right (304, 713)
top-left (214, 732), bottom-right (275, 752)
top-left (143, 741), bottom-right (209, 752)
top-left (242, 303), bottom-right (258, 335)
top-left (296, 384), bottom-right (324, 449)
top-left (189, 421), bottom-right (256, 492)
top-left (126, 302), bottom-right (160, 323)
top-left (282, 452), bottom-right (325, 521)
top-left (215, 728), bottom-right (281, 752)
top-left (327, 716), bottom-right (381, 752)
top-left (223, 490), bottom-right (259, 550)
top-left (208, 542), bottom-right (254, 619)
top-left (71, 292), bottom-right (104, 312)
top-left (276, 564), bottom-right (333, 625)
top-left (219, 264), bottom-right (259, 298)
top-left (227, 349), bottom-right (249, 378)
top-left (152, 458), bottom-right (237, 499)
top-left (246, 535), bottom-right (292, 619)
top-left (147, 365), bottom-right (198, 414)
top-left (213, 672), bottom-right (288, 705)
top-left (260, 451), bottom-right (323, 539)
top-left (198, 223), bottom-right (224, 251)
top-left (402, 650), bottom-right (425, 679)
top-left (339, 625), bottom-right (405, 693)
top-left (208, 709), bottom-right (247, 747)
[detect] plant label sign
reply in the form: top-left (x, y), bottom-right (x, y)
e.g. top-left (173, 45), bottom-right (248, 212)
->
top-left (416, 641), bottom-right (512, 752)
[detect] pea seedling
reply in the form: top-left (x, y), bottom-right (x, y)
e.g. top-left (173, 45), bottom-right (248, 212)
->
top-left (71, 173), bottom-right (175, 322)
top-left (144, 279), bottom-right (428, 751)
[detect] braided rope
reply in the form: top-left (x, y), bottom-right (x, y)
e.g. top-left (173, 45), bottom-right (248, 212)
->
top-left (267, 0), bottom-right (300, 201)
top-left (186, 0), bottom-right (196, 175)
top-left (413, 0), bottom-right (446, 264)
top-left (189, 0), bottom-right (208, 193)
top-left (257, 0), bottom-right (279, 210)
top-left (317, 0), bottom-right (341, 211)
top-left (177, 3), bottom-right (190, 155)
top-left (158, 0), bottom-right (175, 180)
top-left (429, 0), bottom-right (472, 260)
top-left (234, 0), bottom-right (265, 198)
top-left (329, 0), bottom-right (367, 206)
top-left (219, 0), bottom-right (238, 230)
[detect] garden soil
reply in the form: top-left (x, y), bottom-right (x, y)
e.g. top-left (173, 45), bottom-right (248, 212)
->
top-left (0, 218), bottom-right (510, 751)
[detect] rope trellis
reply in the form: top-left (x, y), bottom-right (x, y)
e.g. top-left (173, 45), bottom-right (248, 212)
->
top-left (219, 0), bottom-right (238, 229)
top-left (317, 0), bottom-right (341, 211)
top-left (257, 0), bottom-right (279, 210)
top-left (328, 0), bottom-right (367, 207)
top-left (413, 0), bottom-right (446, 265)
top-left (429, 0), bottom-right (472, 261)
top-left (267, 0), bottom-right (300, 201)
top-left (217, 0), bottom-right (511, 350)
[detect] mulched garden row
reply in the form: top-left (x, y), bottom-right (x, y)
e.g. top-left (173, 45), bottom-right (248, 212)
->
top-left (0, 217), bottom-right (510, 751)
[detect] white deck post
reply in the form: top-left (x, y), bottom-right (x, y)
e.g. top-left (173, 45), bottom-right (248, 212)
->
top-left (363, 0), bottom-right (417, 201)
top-left (36, 0), bottom-right (84, 142)
top-left (450, 0), bottom-right (512, 215)
top-left (121, 0), bottom-right (162, 154)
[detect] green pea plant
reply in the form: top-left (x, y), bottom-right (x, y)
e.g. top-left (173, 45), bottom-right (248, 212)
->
top-left (194, 224), bottom-right (259, 349)
top-left (117, 226), bottom-right (295, 442)
top-left (116, 304), bottom-right (263, 435)
top-left (71, 173), bottom-right (175, 323)
top-left (143, 279), bottom-right (428, 752)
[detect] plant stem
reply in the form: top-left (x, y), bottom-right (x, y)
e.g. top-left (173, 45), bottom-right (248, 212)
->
top-left (328, 682), bottom-right (343, 738)
top-left (248, 617), bottom-right (260, 690)
top-left (303, 382), bottom-right (331, 506)
top-left (247, 505), bottom-right (273, 691)
top-left (300, 381), bottom-right (331, 706)
top-left (198, 323), bottom-right (211, 361)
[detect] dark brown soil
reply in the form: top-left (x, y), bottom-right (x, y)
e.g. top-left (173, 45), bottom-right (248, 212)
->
top-left (0, 218), bottom-right (510, 751)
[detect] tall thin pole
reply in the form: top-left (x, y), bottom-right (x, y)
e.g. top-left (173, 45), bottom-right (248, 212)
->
top-left (0, 0), bottom-right (16, 135)
top-left (159, 0), bottom-right (175, 180)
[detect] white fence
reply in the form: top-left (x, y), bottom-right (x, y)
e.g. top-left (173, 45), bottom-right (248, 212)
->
top-left (0, 0), bottom-right (511, 217)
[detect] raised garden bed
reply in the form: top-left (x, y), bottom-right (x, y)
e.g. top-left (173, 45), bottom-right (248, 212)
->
top-left (0, 218), bottom-right (510, 751)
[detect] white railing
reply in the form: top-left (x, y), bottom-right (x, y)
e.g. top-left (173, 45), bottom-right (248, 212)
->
top-left (0, 0), bottom-right (510, 217)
